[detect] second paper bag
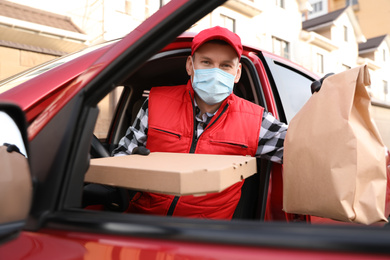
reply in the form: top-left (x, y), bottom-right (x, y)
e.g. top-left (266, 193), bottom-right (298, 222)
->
top-left (283, 65), bottom-right (387, 225)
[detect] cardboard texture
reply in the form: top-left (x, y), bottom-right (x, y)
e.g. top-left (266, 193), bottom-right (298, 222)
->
top-left (85, 152), bottom-right (256, 196)
top-left (283, 65), bottom-right (388, 225)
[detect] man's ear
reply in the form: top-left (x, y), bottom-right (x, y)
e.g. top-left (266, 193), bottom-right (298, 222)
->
top-left (186, 56), bottom-right (193, 76)
top-left (234, 63), bottom-right (242, 83)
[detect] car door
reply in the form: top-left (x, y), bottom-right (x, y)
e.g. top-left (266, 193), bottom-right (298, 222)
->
top-left (253, 51), bottom-right (319, 222)
top-left (24, 0), bottom-right (228, 226)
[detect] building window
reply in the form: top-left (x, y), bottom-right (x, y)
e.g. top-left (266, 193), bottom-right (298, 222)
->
top-left (346, 0), bottom-right (359, 6)
top-left (220, 15), bottom-right (236, 33)
top-left (272, 37), bottom-right (290, 59)
top-left (384, 80), bottom-right (388, 99)
top-left (343, 26), bottom-right (348, 42)
top-left (310, 1), bottom-right (323, 14)
top-left (276, 0), bottom-right (285, 8)
top-left (316, 53), bottom-right (324, 73)
top-left (306, 0), bottom-right (328, 19)
top-left (383, 49), bottom-right (387, 62)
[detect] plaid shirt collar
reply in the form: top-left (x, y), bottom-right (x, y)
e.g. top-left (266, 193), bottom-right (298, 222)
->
top-left (194, 99), bottom-right (217, 124)
top-left (193, 99), bottom-right (217, 137)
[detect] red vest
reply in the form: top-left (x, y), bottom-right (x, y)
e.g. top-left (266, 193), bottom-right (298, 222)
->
top-left (127, 81), bottom-right (263, 219)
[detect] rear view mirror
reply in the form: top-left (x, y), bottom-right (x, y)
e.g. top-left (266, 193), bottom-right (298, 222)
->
top-left (0, 103), bottom-right (32, 243)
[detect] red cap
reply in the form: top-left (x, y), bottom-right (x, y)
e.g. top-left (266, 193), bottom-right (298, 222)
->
top-left (191, 26), bottom-right (243, 59)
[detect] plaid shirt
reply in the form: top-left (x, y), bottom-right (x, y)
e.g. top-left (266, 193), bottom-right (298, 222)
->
top-left (113, 98), bottom-right (287, 163)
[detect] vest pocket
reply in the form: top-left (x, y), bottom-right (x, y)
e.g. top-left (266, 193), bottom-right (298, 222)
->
top-left (208, 140), bottom-right (250, 156)
top-left (150, 127), bottom-right (182, 139)
top-left (210, 140), bottom-right (248, 149)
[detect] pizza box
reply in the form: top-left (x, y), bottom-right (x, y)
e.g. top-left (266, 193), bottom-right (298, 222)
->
top-left (85, 152), bottom-right (257, 196)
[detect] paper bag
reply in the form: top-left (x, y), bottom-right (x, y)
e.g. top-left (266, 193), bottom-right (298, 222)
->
top-left (283, 65), bottom-right (388, 225)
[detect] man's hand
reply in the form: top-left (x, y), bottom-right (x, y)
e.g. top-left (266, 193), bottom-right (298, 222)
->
top-left (311, 73), bottom-right (335, 94)
top-left (132, 146), bottom-right (150, 155)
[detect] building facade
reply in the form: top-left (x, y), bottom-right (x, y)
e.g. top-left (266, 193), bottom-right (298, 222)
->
top-left (0, 0), bottom-right (87, 80)
top-left (328, 0), bottom-right (390, 38)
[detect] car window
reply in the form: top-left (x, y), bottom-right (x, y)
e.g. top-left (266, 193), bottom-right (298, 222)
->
top-left (236, 57), bottom-right (266, 109)
top-left (94, 86), bottom-right (124, 140)
top-left (262, 57), bottom-right (314, 123)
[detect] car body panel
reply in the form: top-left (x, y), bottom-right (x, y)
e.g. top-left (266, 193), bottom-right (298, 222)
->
top-left (2, 229), bottom-right (390, 260)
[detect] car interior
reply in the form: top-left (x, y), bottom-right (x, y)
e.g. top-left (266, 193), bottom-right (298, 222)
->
top-left (84, 49), bottom-right (273, 221)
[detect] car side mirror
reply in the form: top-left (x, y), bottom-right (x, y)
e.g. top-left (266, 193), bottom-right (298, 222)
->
top-left (0, 103), bottom-right (32, 244)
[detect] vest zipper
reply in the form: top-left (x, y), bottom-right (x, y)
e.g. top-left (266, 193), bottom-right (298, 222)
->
top-left (188, 92), bottom-right (230, 153)
top-left (202, 104), bottom-right (229, 133)
top-left (167, 196), bottom-right (179, 216)
top-left (189, 91), bottom-right (198, 153)
top-left (166, 90), bottom-right (196, 217)
top-left (167, 91), bottom-right (229, 216)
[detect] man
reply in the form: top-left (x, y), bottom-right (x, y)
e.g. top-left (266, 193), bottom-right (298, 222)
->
top-left (113, 26), bottom-right (287, 219)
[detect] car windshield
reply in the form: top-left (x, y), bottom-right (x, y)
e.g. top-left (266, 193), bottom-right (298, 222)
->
top-left (0, 40), bottom-right (117, 95)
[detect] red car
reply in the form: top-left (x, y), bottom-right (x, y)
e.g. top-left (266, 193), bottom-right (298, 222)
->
top-left (1, 0), bottom-right (390, 259)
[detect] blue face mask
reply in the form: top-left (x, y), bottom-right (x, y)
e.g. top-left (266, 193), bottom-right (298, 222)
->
top-left (192, 63), bottom-right (236, 105)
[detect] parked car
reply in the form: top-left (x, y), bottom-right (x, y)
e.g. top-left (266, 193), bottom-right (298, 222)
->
top-left (1, 0), bottom-right (390, 259)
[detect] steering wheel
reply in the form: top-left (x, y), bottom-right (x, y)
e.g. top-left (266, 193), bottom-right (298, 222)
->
top-left (85, 135), bottom-right (130, 212)
top-left (90, 134), bottom-right (110, 158)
